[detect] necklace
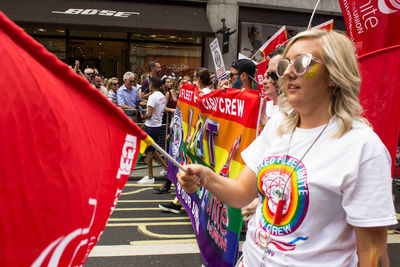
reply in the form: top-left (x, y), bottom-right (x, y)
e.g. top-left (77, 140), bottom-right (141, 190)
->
top-left (259, 119), bottom-right (331, 267)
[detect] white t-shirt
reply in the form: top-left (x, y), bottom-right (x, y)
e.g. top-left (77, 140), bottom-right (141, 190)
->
top-left (145, 91), bottom-right (166, 127)
top-left (200, 87), bottom-right (212, 95)
top-left (266, 100), bottom-right (280, 120)
top-left (241, 114), bottom-right (397, 266)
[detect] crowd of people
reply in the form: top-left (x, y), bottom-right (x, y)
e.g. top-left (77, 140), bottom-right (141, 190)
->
top-left (72, 29), bottom-right (397, 266)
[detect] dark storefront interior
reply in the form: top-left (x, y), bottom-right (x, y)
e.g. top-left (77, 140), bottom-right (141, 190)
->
top-left (1, 0), bottom-right (213, 79)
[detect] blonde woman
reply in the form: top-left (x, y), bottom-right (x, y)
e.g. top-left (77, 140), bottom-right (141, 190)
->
top-left (177, 30), bottom-right (396, 266)
top-left (106, 77), bottom-right (119, 106)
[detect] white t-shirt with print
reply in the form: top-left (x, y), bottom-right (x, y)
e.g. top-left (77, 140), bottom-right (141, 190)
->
top-left (145, 91), bottom-right (166, 127)
top-left (241, 114), bottom-right (397, 267)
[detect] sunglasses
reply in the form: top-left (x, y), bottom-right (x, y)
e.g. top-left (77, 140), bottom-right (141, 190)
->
top-left (85, 72), bottom-right (95, 76)
top-left (276, 53), bottom-right (322, 78)
top-left (111, 83), bottom-right (119, 86)
top-left (228, 72), bottom-right (240, 79)
top-left (266, 71), bottom-right (279, 81)
top-left (129, 80), bottom-right (137, 83)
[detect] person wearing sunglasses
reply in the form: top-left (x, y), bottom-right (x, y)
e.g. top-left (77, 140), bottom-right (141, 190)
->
top-left (117, 72), bottom-right (143, 121)
top-left (106, 77), bottom-right (119, 106)
top-left (177, 30), bottom-right (396, 266)
top-left (83, 67), bottom-right (95, 84)
top-left (229, 59), bottom-right (257, 90)
top-left (257, 46), bottom-right (285, 129)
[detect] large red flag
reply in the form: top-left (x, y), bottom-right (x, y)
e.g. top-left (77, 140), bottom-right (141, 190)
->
top-left (0, 11), bottom-right (154, 266)
top-left (338, 0), bottom-right (400, 175)
top-left (358, 45), bottom-right (400, 174)
top-left (339, 0), bottom-right (400, 56)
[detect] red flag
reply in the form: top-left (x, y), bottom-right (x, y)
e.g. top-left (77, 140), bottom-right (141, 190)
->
top-left (311, 19), bottom-right (334, 31)
top-left (358, 45), bottom-right (400, 174)
top-left (0, 11), bottom-right (153, 266)
top-left (256, 60), bottom-right (269, 96)
top-left (338, 0), bottom-right (400, 56)
top-left (260, 26), bottom-right (288, 61)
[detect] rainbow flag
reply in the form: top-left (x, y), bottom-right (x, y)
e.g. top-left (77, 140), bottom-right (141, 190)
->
top-left (0, 11), bottom-right (153, 266)
top-left (167, 84), bottom-right (261, 266)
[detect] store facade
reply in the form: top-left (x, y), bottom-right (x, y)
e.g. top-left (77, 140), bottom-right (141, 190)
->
top-left (0, 0), bottom-right (213, 79)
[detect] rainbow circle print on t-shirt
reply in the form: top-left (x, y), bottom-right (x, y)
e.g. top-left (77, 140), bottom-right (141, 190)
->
top-left (256, 155), bottom-right (309, 236)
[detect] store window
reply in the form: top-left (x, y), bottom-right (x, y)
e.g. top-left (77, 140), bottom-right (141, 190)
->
top-left (240, 22), bottom-right (302, 63)
top-left (130, 42), bottom-right (202, 77)
top-left (35, 38), bottom-right (66, 61)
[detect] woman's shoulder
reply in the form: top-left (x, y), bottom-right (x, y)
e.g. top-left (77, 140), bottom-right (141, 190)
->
top-left (341, 119), bottom-right (389, 159)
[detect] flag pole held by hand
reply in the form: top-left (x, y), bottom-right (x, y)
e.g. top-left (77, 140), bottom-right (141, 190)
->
top-left (151, 141), bottom-right (188, 173)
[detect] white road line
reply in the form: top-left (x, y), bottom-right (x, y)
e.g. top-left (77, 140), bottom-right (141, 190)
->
top-left (114, 207), bottom-right (163, 211)
top-left (138, 225), bottom-right (195, 238)
top-left (108, 217), bottom-right (189, 222)
top-left (89, 242), bottom-right (201, 257)
top-left (106, 222), bottom-right (192, 227)
top-left (117, 200), bottom-right (172, 203)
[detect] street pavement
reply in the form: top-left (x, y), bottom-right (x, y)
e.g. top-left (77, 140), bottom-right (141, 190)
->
top-left (85, 161), bottom-right (400, 266)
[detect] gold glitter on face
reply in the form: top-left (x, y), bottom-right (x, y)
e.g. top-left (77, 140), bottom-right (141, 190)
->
top-left (304, 63), bottom-right (319, 79)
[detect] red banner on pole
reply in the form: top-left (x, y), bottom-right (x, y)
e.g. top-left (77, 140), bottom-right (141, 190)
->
top-left (260, 26), bottom-right (288, 60)
top-left (0, 11), bottom-right (152, 266)
top-left (358, 45), bottom-right (400, 174)
top-left (338, 0), bottom-right (400, 56)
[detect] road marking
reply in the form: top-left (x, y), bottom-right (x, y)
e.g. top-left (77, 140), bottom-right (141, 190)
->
top-left (120, 188), bottom-right (152, 195)
top-left (106, 222), bottom-right (192, 227)
top-left (124, 183), bottom-right (164, 187)
top-left (138, 225), bottom-right (195, 238)
top-left (114, 207), bottom-right (165, 211)
top-left (89, 243), bottom-right (200, 257)
top-left (397, 213), bottom-right (400, 220)
top-left (108, 217), bottom-right (190, 222)
top-left (388, 233), bottom-right (400, 243)
top-left (130, 239), bottom-right (197, 245)
top-left (117, 200), bottom-right (171, 203)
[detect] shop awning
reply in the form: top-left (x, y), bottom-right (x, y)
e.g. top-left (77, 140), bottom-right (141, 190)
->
top-left (0, 0), bottom-right (214, 37)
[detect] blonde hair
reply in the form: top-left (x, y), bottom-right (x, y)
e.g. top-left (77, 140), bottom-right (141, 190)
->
top-left (106, 77), bottom-right (119, 91)
top-left (277, 29), bottom-right (367, 138)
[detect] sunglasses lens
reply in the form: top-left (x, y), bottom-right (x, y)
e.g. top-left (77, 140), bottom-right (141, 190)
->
top-left (294, 54), bottom-right (312, 75)
top-left (277, 60), bottom-right (289, 78)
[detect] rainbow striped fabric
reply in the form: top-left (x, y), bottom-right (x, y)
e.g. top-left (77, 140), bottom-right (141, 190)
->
top-left (167, 84), bottom-right (261, 267)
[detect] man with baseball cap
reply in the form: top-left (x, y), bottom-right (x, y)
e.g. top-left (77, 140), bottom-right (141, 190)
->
top-left (228, 59), bottom-right (258, 90)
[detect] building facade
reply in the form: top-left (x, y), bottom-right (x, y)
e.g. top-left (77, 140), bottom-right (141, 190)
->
top-left (1, 0), bottom-right (345, 79)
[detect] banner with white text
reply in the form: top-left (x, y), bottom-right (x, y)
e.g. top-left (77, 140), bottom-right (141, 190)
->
top-left (167, 84), bottom-right (261, 266)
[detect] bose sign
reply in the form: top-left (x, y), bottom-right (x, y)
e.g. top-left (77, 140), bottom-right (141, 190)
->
top-left (52, 9), bottom-right (140, 18)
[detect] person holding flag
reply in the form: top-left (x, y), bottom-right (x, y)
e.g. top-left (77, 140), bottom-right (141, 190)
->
top-left (228, 59), bottom-right (258, 90)
top-left (178, 29), bottom-right (396, 266)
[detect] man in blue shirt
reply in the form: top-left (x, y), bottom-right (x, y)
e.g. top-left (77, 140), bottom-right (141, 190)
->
top-left (117, 72), bottom-right (141, 110)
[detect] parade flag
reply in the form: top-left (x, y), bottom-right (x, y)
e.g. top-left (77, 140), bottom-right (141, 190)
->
top-left (339, 0), bottom-right (400, 56)
top-left (0, 11), bottom-right (153, 266)
top-left (311, 19), bottom-right (334, 31)
top-left (358, 45), bottom-right (400, 174)
top-left (259, 26), bottom-right (288, 61)
top-left (256, 60), bottom-right (269, 96)
top-left (338, 1), bottom-right (400, 174)
top-left (167, 84), bottom-right (261, 267)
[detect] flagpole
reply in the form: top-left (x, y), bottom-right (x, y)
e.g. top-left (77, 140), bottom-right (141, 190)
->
top-left (307, 0), bottom-right (321, 30)
top-left (151, 141), bottom-right (188, 173)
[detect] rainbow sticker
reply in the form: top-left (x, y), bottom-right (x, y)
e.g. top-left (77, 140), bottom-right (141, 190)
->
top-left (256, 155), bottom-right (309, 236)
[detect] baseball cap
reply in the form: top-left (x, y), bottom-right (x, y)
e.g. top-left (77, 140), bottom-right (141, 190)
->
top-left (231, 59), bottom-right (259, 85)
top-left (232, 59), bottom-right (257, 79)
